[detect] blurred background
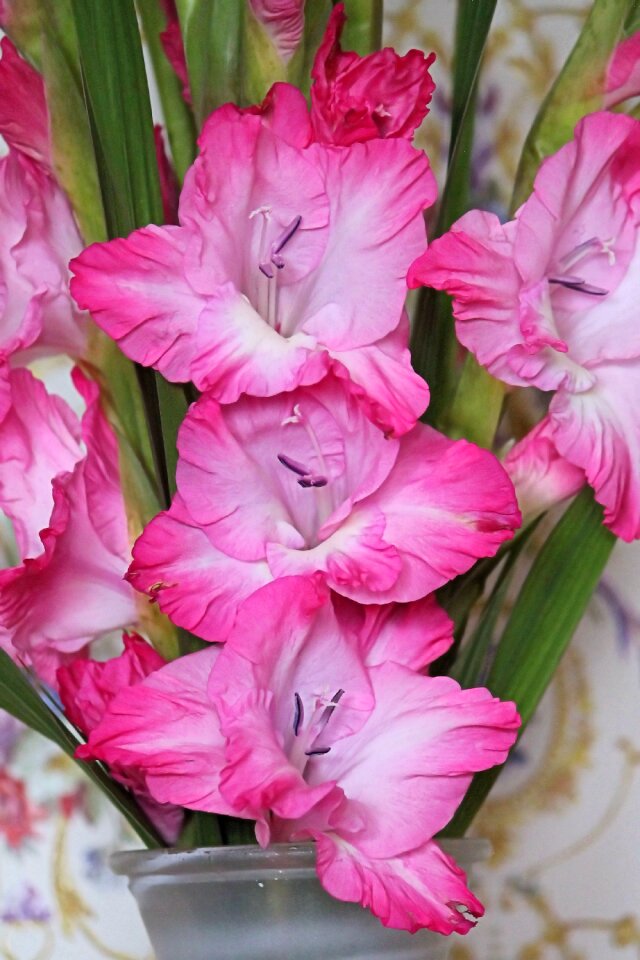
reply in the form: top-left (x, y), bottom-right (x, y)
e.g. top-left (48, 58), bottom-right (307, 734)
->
top-left (1, 2), bottom-right (639, 958)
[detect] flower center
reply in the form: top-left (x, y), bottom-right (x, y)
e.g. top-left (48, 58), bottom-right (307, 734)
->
top-left (289, 688), bottom-right (345, 775)
top-left (249, 207), bottom-right (303, 334)
top-left (548, 236), bottom-right (616, 297)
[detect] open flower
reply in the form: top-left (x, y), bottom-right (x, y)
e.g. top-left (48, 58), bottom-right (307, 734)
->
top-left (57, 633), bottom-right (183, 843)
top-left (310, 3), bottom-right (436, 146)
top-left (84, 577), bottom-right (520, 934)
top-left (410, 112), bottom-right (640, 539)
top-left (70, 85), bottom-right (435, 436)
top-left (127, 376), bottom-right (519, 640)
top-left (0, 369), bottom-right (137, 684)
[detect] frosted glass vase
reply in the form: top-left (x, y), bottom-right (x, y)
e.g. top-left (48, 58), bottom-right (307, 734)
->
top-left (112, 839), bottom-right (489, 960)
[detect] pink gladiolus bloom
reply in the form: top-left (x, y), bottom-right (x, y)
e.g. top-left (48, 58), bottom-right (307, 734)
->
top-left (249, 0), bottom-right (304, 63)
top-left (310, 3), bottom-right (436, 146)
top-left (85, 578), bottom-right (520, 934)
top-left (409, 112), bottom-right (640, 540)
top-left (504, 418), bottom-right (585, 522)
top-left (57, 633), bottom-right (183, 843)
top-left (127, 376), bottom-right (519, 640)
top-left (605, 31), bottom-right (640, 108)
top-left (70, 86), bottom-right (435, 436)
top-left (0, 38), bottom-right (50, 166)
top-left (0, 151), bottom-right (86, 416)
top-left (0, 369), bottom-right (137, 684)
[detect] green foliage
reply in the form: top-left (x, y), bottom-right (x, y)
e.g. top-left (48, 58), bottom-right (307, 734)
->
top-left (340, 0), bottom-right (384, 54)
top-left (136, 0), bottom-right (197, 181)
top-left (443, 490), bottom-right (616, 836)
top-left (175, 0), bottom-right (245, 123)
top-left (410, 0), bottom-right (500, 435)
top-left (70, 0), bottom-right (188, 509)
top-left (512, 0), bottom-right (635, 210)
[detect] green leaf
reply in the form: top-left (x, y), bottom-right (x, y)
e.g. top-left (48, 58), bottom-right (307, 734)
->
top-left (39, 1), bottom-right (106, 243)
top-left (0, 651), bottom-right (162, 848)
top-left (136, 0), bottom-right (197, 182)
top-left (445, 353), bottom-right (504, 448)
top-left (410, 0), bottom-right (498, 433)
top-left (340, 0), bottom-right (384, 55)
top-left (443, 489), bottom-right (616, 836)
top-left (70, 0), bottom-right (188, 508)
top-left (175, 0), bottom-right (245, 124)
top-left (450, 520), bottom-right (541, 689)
top-left (512, 0), bottom-right (634, 210)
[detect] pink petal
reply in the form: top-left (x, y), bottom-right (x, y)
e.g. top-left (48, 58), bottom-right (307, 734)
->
top-left (313, 663), bottom-right (519, 856)
top-left (1, 151), bottom-right (86, 362)
top-left (159, 8), bottom-right (191, 104)
top-left (504, 416), bottom-right (585, 521)
top-left (57, 632), bottom-right (165, 734)
top-left (605, 31), bottom-right (640, 108)
top-left (248, 0), bottom-right (304, 63)
top-left (85, 648), bottom-right (235, 814)
top-left (310, 3), bottom-right (436, 146)
top-left (293, 137), bottom-right (435, 350)
top-left (337, 425), bottom-right (521, 603)
top-left (245, 82), bottom-right (312, 149)
top-left (550, 360), bottom-right (640, 540)
top-left (0, 38), bottom-right (50, 165)
top-left (128, 495), bottom-right (272, 642)
top-left (0, 368), bottom-right (82, 558)
top-left (333, 593), bottom-right (453, 671)
top-left (408, 210), bottom-right (526, 385)
top-left (329, 313), bottom-right (429, 437)
top-left (315, 834), bottom-right (484, 935)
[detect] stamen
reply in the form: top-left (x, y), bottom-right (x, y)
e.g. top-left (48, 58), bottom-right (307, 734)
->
top-left (558, 237), bottom-right (600, 270)
top-left (259, 261), bottom-right (275, 279)
top-left (305, 747), bottom-right (331, 757)
top-left (548, 275), bottom-right (608, 296)
top-left (317, 689), bottom-right (345, 730)
top-left (271, 215), bottom-right (302, 259)
top-left (277, 452), bottom-right (328, 489)
top-left (293, 692), bottom-right (304, 736)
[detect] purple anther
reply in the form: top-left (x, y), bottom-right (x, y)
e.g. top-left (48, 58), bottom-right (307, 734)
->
top-left (278, 453), bottom-right (309, 477)
top-left (259, 261), bottom-right (275, 279)
top-left (298, 475), bottom-right (328, 489)
top-left (293, 692), bottom-right (304, 736)
top-left (271, 215), bottom-right (302, 256)
top-left (548, 275), bottom-right (608, 296)
top-left (559, 237), bottom-right (599, 267)
top-left (305, 747), bottom-right (331, 757)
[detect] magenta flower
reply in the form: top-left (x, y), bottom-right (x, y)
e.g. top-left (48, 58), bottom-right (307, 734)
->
top-left (0, 369), bottom-right (137, 684)
top-left (605, 31), bottom-right (640, 108)
top-left (127, 376), bottom-right (519, 640)
top-left (310, 3), bottom-right (436, 146)
top-left (0, 38), bottom-right (50, 166)
top-left (84, 578), bottom-right (520, 934)
top-left (410, 112), bottom-right (640, 540)
top-left (70, 86), bottom-right (435, 436)
top-left (57, 633), bottom-right (183, 843)
top-left (504, 418), bottom-right (585, 523)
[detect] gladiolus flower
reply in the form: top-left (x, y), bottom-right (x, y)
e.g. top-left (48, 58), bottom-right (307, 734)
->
top-left (70, 85), bottom-right (435, 436)
top-left (310, 3), bottom-right (435, 146)
top-left (84, 578), bottom-right (520, 934)
top-left (249, 0), bottom-right (304, 64)
top-left (0, 369), bottom-right (137, 684)
top-left (127, 376), bottom-right (519, 641)
top-left (410, 112), bottom-right (640, 540)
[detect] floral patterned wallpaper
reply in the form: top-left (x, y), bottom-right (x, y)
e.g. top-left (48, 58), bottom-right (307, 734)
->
top-left (1, 3), bottom-right (639, 958)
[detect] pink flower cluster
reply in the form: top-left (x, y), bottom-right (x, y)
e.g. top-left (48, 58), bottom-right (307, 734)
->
top-left (410, 110), bottom-right (640, 540)
top-left (0, 6), bottom-right (523, 936)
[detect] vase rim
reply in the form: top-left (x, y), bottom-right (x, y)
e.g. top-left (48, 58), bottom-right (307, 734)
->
top-left (110, 838), bottom-right (491, 883)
